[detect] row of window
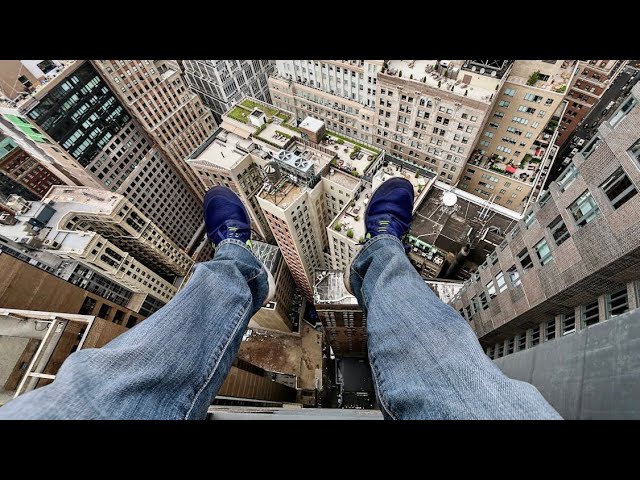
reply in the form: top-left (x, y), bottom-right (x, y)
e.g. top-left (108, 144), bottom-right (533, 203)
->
top-left (486, 283), bottom-right (635, 359)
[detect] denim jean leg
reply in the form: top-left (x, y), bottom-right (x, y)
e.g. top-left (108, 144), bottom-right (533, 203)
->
top-left (0, 239), bottom-right (269, 420)
top-left (349, 234), bottom-right (561, 420)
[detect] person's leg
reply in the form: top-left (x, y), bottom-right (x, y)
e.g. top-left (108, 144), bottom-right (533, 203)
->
top-left (347, 178), bottom-right (561, 420)
top-left (0, 240), bottom-right (270, 420)
top-left (0, 186), bottom-right (273, 420)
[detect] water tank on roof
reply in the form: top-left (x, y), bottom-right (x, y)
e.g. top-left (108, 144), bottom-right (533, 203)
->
top-left (264, 161), bottom-right (282, 184)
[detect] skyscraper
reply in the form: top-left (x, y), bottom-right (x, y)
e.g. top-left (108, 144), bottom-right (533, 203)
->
top-left (450, 83), bottom-right (640, 358)
top-left (92, 60), bottom-right (216, 198)
top-left (182, 60), bottom-right (275, 121)
top-left (11, 61), bottom-right (205, 252)
top-left (459, 60), bottom-right (575, 213)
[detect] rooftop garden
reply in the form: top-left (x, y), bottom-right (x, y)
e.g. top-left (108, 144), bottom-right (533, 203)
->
top-left (227, 105), bottom-right (251, 124)
top-left (240, 99), bottom-right (279, 117)
top-left (325, 130), bottom-right (381, 156)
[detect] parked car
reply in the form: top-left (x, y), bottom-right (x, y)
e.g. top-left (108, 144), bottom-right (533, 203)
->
top-left (569, 147), bottom-right (579, 157)
top-left (576, 138), bottom-right (585, 146)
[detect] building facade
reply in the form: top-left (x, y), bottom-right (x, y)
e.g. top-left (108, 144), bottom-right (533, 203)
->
top-left (0, 186), bottom-right (195, 314)
top-left (556, 60), bottom-right (627, 147)
top-left (92, 60), bottom-right (216, 198)
top-left (459, 60), bottom-right (575, 212)
top-left (451, 84), bottom-right (640, 360)
top-left (269, 60), bottom-right (383, 144)
top-left (0, 137), bottom-right (66, 199)
top-left (182, 60), bottom-right (275, 121)
top-left (249, 241), bottom-right (296, 332)
top-left (13, 61), bottom-right (205, 252)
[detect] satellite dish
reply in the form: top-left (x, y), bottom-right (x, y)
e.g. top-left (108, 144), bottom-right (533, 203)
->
top-left (442, 192), bottom-right (458, 207)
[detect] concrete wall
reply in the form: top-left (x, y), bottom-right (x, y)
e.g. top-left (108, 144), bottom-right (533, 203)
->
top-left (494, 308), bottom-right (640, 419)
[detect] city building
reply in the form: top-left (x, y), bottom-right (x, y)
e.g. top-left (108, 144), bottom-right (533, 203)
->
top-left (249, 241), bottom-right (297, 332)
top-left (0, 252), bottom-right (146, 326)
top-left (313, 269), bottom-right (367, 356)
top-left (0, 308), bottom-right (131, 404)
top-left (0, 136), bottom-right (66, 200)
top-left (0, 186), bottom-right (195, 314)
top-left (328, 154), bottom-right (435, 271)
top-left (185, 98), bottom-right (302, 242)
top-left (0, 106), bottom-right (100, 188)
top-left (450, 84), bottom-right (640, 360)
top-left (92, 60), bottom-right (216, 198)
top-left (270, 60), bottom-right (383, 144)
top-left (460, 60), bottom-right (575, 212)
top-left (0, 60), bottom-right (65, 102)
top-left (8, 61), bottom-right (205, 252)
top-left (409, 181), bottom-right (520, 279)
top-left (182, 60), bottom-right (275, 122)
top-left (373, 60), bottom-right (507, 186)
top-left (556, 60), bottom-right (627, 147)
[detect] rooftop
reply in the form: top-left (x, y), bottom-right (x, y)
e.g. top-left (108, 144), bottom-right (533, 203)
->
top-left (299, 116), bottom-right (324, 133)
top-left (313, 270), bottom-right (358, 305)
top-left (0, 60), bottom-right (78, 109)
top-left (461, 61), bottom-right (512, 80)
top-left (331, 183), bottom-right (371, 244)
top-left (322, 131), bottom-right (380, 177)
top-left (237, 322), bottom-right (322, 390)
top-left (45, 186), bottom-right (123, 212)
top-left (507, 60), bottom-right (575, 93)
top-left (324, 167), bottom-right (360, 190)
top-left (258, 178), bottom-right (304, 209)
top-left (386, 60), bottom-right (500, 103)
top-left (409, 184), bottom-right (519, 279)
top-left (225, 97), bottom-right (291, 125)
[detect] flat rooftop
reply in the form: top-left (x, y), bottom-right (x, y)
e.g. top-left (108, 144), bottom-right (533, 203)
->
top-left (237, 322), bottom-right (322, 390)
top-left (461, 60), bottom-right (512, 80)
top-left (507, 60), bottom-right (575, 92)
top-left (187, 127), bottom-right (256, 170)
top-left (324, 167), bottom-right (360, 190)
top-left (1, 60), bottom-right (78, 109)
top-left (299, 116), bottom-right (324, 133)
top-left (258, 178), bottom-right (304, 209)
top-left (410, 185), bottom-right (519, 277)
top-left (313, 270), bottom-right (358, 305)
top-left (44, 186), bottom-right (122, 212)
top-left (331, 183), bottom-right (371, 243)
top-left (225, 98), bottom-right (292, 125)
top-left (386, 60), bottom-right (499, 103)
top-left (322, 131), bottom-right (380, 176)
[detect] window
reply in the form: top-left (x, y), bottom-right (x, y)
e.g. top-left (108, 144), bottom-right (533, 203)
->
top-left (531, 325), bottom-right (541, 346)
top-left (582, 300), bottom-right (600, 327)
top-left (499, 100), bottom-right (510, 107)
top-left (506, 337), bottom-right (515, 355)
top-left (568, 191), bottom-right (600, 227)
top-left (582, 136), bottom-right (601, 159)
top-left (629, 138), bottom-right (640, 164)
top-left (512, 116), bottom-right (529, 125)
top-left (518, 333), bottom-right (527, 351)
top-left (518, 248), bottom-right (533, 271)
top-left (496, 343), bottom-right (504, 358)
top-left (557, 164), bottom-right (577, 192)
top-left (479, 292), bottom-right (489, 310)
top-left (524, 210), bottom-right (536, 227)
top-left (545, 319), bottom-right (556, 341)
top-left (535, 238), bottom-right (552, 266)
top-left (504, 88), bottom-right (516, 96)
top-left (496, 272), bottom-right (507, 293)
top-left (601, 167), bottom-right (637, 209)
top-left (562, 311), bottom-right (576, 335)
top-left (606, 286), bottom-right (629, 318)
top-left (609, 96), bottom-right (636, 127)
top-left (486, 280), bottom-right (497, 299)
top-left (549, 216), bottom-right (570, 246)
top-left (524, 93), bottom-right (543, 103)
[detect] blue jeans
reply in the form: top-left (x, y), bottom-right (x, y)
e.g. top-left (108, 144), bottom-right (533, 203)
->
top-left (0, 236), bottom-right (561, 419)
